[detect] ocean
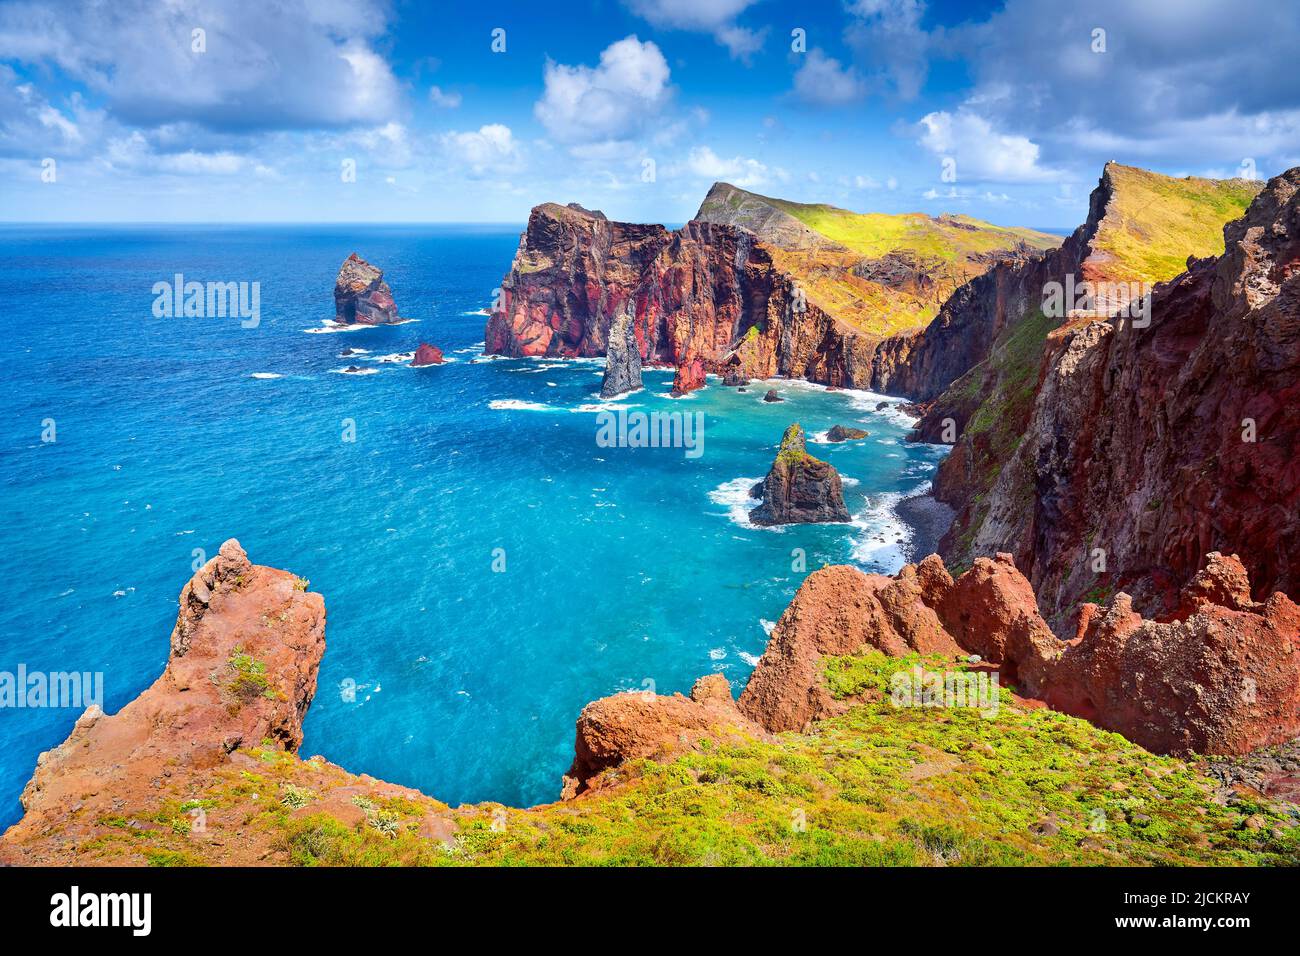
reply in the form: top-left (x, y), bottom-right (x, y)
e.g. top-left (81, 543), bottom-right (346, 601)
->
top-left (0, 224), bottom-right (948, 824)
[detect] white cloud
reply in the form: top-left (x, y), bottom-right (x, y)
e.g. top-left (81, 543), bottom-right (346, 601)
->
top-left (440, 124), bottom-right (522, 175)
top-left (0, 0), bottom-right (401, 131)
top-left (676, 145), bottom-right (772, 187)
top-left (429, 86), bottom-right (462, 109)
top-left (916, 108), bottom-right (1058, 183)
top-left (624, 0), bottom-right (766, 59)
top-left (844, 0), bottom-right (931, 100)
top-left (792, 50), bottom-right (867, 106)
top-left (534, 36), bottom-right (673, 147)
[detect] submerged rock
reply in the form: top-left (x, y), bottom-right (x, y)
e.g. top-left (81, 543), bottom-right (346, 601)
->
top-left (411, 343), bottom-right (445, 367)
top-left (826, 424), bottom-right (869, 441)
top-left (599, 300), bottom-right (643, 398)
top-left (334, 253), bottom-right (403, 325)
top-left (749, 424), bottom-right (851, 526)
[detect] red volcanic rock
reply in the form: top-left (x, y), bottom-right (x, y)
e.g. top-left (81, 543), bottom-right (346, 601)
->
top-left (487, 204), bottom-right (918, 388)
top-left (334, 253), bottom-right (403, 325)
top-left (917, 167), bottom-right (1297, 630)
top-left (670, 354), bottom-right (706, 396)
top-left (739, 558), bottom-right (974, 732)
top-left (2, 541), bottom-right (325, 851)
top-left (562, 674), bottom-right (764, 798)
top-left (410, 343), bottom-right (444, 366)
top-left (737, 550), bottom-right (1300, 756)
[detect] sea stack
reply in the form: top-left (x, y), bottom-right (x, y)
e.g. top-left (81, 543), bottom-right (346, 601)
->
top-left (334, 253), bottom-right (403, 325)
top-left (762, 389), bottom-right (783, 403)
top-left (599, 300), bottom-right (643, 398)
top-left (411, 343), bottom-right (445, 366)
top-left (749, 423), bottom-right (851, 526)
top-left (670, 353), bottom-right (706, 397)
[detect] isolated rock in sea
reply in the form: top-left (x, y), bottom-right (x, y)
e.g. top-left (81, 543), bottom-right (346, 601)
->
top-left (410, 343), bottom-right (444, 366)
top-left (826, 424), bottom-right (869, 441)
top-left (599, 300), bottom-right (643, 398)
top-left (762, 389), bottom-right (783, 403)
top-left (749, 424), bottom-right (851, 526)
top-left (563, 675), bottom-right (765, 798)
top-left (334, 252), bottom-right (402, 325)
top-left (670, 353), bottom-right (706, 396)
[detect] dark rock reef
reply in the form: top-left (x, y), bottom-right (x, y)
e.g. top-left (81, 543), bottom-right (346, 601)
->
top-left (826, 424), bottom-right (868, 442)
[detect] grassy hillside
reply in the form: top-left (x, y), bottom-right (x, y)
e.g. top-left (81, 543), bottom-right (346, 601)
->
top-left (696, 183), bottom-right (1061, 336)
top-left (1090, 164), bottom-right (1261, 282)
top-left (60, 652), bottom-right (1298, 867)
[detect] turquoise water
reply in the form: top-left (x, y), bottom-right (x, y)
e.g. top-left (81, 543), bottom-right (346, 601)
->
top-left (0, 225), bottom-right (947, 824)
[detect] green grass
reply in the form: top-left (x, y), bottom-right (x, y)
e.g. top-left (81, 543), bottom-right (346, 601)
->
top-left (1091, 163), bottom-right (1260, 282)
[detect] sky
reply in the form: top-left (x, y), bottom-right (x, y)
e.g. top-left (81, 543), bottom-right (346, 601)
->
top-left (1, 0), bottom-right (1297, 228)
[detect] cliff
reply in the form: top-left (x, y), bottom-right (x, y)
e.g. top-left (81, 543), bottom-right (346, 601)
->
top-left (4, 540), bottom-right (1297, 867)
top-left (486, 188), bottom-right (1059, 391)
top-left (918, 165), bottom-right (1292, 632)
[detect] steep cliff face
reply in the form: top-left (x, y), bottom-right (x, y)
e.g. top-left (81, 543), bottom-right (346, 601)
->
top-left (953, 168), bottom-right (1299, 630)
top-left (487, 189), bottom-right (1058, 390)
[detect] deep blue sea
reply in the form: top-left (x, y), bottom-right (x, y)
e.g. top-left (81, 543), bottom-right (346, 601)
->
top-left (0, 224), bottom-right (947, 825)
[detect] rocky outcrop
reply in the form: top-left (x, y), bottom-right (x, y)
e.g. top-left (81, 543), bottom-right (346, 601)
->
top-left (762, 389), bottom-right (782, 402)
top-left (737, 550), bottom-right (1300, 756)
top-left (749, 424), bottom-right (850, 526)
top-left (826, 425), bottom-right (868, 442)
top-left (486, 195), bottom-right (1050, 390)
top-left (411, 343), bottom-right (444, 366)
top-left (670, 353), bottom-right (706, 397)
top-left (334, 253), bottom-right (403, 325)
top-left (935, 167), bottom-right (1299, 630)
top-left (562, 674), bottom-right (765, 798)
top-left (599, 299), bottom-right (643, 398)
top-left (1, 540), bottom-right (326, 856)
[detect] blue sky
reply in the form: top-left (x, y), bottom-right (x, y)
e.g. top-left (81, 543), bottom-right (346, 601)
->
top-left (1, 0), bottom-right (1297, 227)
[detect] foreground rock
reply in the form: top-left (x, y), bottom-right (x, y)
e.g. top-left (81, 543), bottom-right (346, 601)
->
top-left (410, 343), bottom-right (444, 366)
top-left (826, 424), bottom-right (868, 441)
top-left (562, 675), bottom-right (765, 798)
top-left (600, 300), bottom-right (643, 398)
top-left (749, 424), bottom-right (851, 526)
top-left (334, 253), bottom-right (403, 324)
top-left (762, 389), bottom-right (783, 402)
top-left (738, 551), bottom-right (1300, 756)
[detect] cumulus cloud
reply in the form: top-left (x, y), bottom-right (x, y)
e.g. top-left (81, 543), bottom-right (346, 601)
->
top-left (915, 108), bottom-right (1058, 183)
top-left (843, 0), bottom-right (931, 101)
top-left (0, 0), bottom-right (401, 131)
top-left (944, 0), bottom-right (1300, 174)
top-left (624, 0), bottom-right (766, 59)
top-left (440, 124), bottom-right (522, 176)
top-left (534, 36), bottom-right (673, 147)
top-left (792, 50), bottom-right (867, 106)
top-left (674, 145), bottom-right (775, 187)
